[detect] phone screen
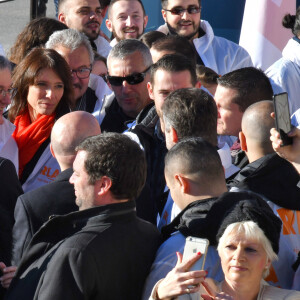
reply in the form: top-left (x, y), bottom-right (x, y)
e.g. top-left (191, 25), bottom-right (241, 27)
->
top-left (182, 236), bottom-right (209, 271)
top-left (273, 92), bottom-right (293, 146)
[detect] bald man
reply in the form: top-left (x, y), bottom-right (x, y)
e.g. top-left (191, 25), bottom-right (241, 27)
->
top-left (11, 112), bottom-right (101, 266)
top-left (228, 101), bottom-right (300, 289)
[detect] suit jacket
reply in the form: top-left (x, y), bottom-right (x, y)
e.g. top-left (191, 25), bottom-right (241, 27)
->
top-left (12, 168), bottom-right (78, 265)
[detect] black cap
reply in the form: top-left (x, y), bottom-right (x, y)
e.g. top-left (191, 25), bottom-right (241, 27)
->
top-left (214, 191), bottom-right (282, 254)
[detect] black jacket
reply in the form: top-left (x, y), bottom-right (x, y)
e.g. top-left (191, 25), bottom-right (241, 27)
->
top-left (12, 168), bottom-right (78, 265)
top-left (130, 106), bottom-right (168, 216)
top-left (228, 153), bottom-right (300, 210)
top-left (101, 97), bottom-right (134, 133)
top-left (6, 201), bottom-right (161, 300)
top-left (0, 158), bottom-right (23, 265)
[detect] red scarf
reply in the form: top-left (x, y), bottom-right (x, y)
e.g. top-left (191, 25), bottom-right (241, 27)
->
top-left (13, 110), bottom-right (55, 177)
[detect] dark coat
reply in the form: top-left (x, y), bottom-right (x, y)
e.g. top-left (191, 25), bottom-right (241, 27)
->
top-left (0, 157), bottom-right (23, 265)
top-left (228, 153), bottom-right (300, 210)
top-left (130, 106), bottom-right (168, 216)
top-left (101, 97), bottom-right (134, 133)
top-left (6, 201), bottom-right (161, 300)
top-left (11, 168), bottom-right (78, 265)
top-left (0, 158), bottom-right (23, 299)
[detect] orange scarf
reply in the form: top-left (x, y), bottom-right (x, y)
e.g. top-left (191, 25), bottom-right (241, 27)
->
top-left (13, 110), bottom-right (55, 178)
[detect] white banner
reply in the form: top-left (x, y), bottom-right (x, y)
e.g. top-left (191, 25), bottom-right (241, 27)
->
top-left (239, 0), bottom-right (295, 71)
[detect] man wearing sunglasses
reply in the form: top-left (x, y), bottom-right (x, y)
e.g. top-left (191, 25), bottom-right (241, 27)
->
top-left (158, 0), bottom-right (253, 75)
top-left (99, 39), bottom-right (153, 133)
top-left (126, 54), bottom-right (200, 228)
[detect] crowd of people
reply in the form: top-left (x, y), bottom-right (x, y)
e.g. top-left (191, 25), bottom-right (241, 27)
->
top-left (0, 0), bottom-right (300, 299)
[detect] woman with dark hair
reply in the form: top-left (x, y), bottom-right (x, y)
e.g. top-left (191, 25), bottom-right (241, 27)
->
top-left (9, 47), bottom-right (73, 192)
top-left (9, 17), bottom-right (68, 65)
top-left (266, 7), bottom-right (300, 115)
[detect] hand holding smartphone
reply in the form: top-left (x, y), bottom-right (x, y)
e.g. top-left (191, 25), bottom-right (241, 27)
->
top-left (182, 237), bottom-right (209, 272)
top-left (273, 92), bottom-right (293, 146)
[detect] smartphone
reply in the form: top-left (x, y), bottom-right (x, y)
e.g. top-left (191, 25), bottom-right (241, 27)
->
top-left (273, 92), bottom-right (293, 146)
top-left (182, 236), bottom-right (209, 271)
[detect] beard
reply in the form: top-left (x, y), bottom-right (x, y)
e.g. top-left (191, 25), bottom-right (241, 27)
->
top-left (166, 21), bottom-right (199, 41)
top-left (84, 20), bottom-right (101, 40)
top-left (112, 25), bottom-right (144, 42)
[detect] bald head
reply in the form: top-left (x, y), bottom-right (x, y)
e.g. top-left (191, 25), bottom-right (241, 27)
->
top-left (242, 101), bottom-right (274, 152)
top-left (51, 111), bottom-right (101, 169)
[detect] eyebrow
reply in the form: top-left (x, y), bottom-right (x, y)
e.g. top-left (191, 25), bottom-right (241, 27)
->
top-left (77, 5), bottom-right (101, 10)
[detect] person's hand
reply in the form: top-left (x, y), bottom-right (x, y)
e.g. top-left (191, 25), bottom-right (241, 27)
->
top-left (156, 252), bottom-right (206, 299)
top-left (270, 126), bottom-right (300, 165)
top-left (0, 262), bottom-right (17, 289)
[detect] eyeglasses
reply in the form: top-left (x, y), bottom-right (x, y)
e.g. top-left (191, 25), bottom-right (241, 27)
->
top-left (164, 6), bottom-right (200, 15)
top-left (70, 67), bottom-right (92, 79)
top-left (106, 66), bottom-right (151, 86)
top-left (0, 88), bottom-right (15, 98)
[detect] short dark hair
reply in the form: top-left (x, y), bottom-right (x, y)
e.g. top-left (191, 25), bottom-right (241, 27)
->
top-left (196, 65), bottom-right (219, 86)
top-left (76, 133), bottom-right (147, 201)
top-left (93, 51), bottom-right (107, 65)
top-left (99, 0), bottom-right (110, 8)
top-left (165, 137), bottom-right (224, 183)
top-left (151, 35), bottom-right (197, 65)
top-left (161, 0), bottom-right (201, 9)
top-left (162, 88), bottom-right (218, 146)
top-left (108, 0), bottom-right (146, 17)
top-left (150, 54), bottom-right (197, 86)
top-left (217, 67), bottom-right (273, 112)
top-left (139, 31), bottom-right (166, 48)
top-left (0, 56), bottom-right (12, 72)
top-left (282, 6), bottom-right (300, 36)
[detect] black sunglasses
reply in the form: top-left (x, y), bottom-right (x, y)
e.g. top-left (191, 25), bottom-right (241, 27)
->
top-left (164, 6), bottom-right (200, 16)
top-left (106, 66), bottom-right (151, 86)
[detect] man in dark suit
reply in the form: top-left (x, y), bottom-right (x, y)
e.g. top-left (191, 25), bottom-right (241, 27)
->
top-left (10, 111), bottom-right (101, 267)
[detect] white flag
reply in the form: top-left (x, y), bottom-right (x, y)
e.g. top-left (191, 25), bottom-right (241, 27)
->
top-left (239, 0), bottom-right (295, 71)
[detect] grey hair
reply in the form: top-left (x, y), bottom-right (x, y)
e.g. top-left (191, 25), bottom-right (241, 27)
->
top-left (0, 56), bottom-right (12, 71)
top-left (107, 39), bottom-right (152, 68)
top-left (45, 29), bottom-right (94, 64)
top-left (217, 221), bottom-right (278, 278)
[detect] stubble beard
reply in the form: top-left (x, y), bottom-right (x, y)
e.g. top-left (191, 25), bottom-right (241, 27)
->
top-left (166, 21), bottom-right (199, 41)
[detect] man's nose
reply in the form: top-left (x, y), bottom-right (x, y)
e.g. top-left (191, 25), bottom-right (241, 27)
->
top-left (181, 10), bottom-right (189, 19)
top-left (90, 11), bottom-right (101, 21)
top-left (122, 79), bottom-right (133, 92)
top-left (125, 16), bottom-right (133, 27)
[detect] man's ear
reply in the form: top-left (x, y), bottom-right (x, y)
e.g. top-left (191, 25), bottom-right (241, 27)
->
top-left (105, 19), bottom-right (113, 33)
top-left (175, 174), bottom-right (190, 194)
top-left (170, 126), bottom-right (179, 144)
top-left (147, 82), bottom-right (154, 100)
top-left (239, 131), bottom-right (247, 151)
top-left (96, 176), bottom-right (112, 196)
top-left (143, 15), bottom-right (148, 28)
top-left (58, 13), bottom-right (67, 24)
top-left (50, 144), bottom-right (55, 158)
top-left (161, 9), bottom-right (167, 22)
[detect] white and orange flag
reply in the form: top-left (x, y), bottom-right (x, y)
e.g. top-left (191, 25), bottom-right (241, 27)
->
top-left (239, 0), bottom-right (295, 71)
